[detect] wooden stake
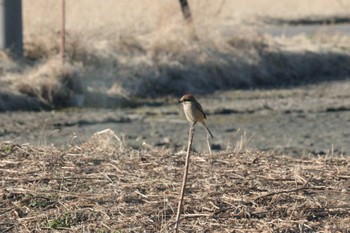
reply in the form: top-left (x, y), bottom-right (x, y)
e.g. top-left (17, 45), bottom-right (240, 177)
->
top-left (178, 0), bottom-right (197, 40)
top-left (174, 123), bottom-right (195, 232)
top-left (61, 0), bottom-right (66, 64)
top-left (178, 0), bottom-right (192, 22)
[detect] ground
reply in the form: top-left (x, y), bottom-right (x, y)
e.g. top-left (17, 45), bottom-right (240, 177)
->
top-left (1, 1), bottom-right (350, 231)
top-left (1, 80), bottom-right (350, 156)
top-left (0, 138), bottom-right (349, 232)
top-left (1, 81), bottom-right (350, 232)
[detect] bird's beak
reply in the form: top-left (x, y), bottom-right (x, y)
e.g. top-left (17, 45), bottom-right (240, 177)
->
top-left (178, 100), bottom-right (182, 104)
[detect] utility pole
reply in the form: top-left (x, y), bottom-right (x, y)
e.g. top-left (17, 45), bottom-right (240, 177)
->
top-left (0, 0), bottom-right (23, 58)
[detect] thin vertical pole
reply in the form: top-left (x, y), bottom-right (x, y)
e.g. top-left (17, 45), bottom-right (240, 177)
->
top-left (178, 0), bottom-right (197, 40)
top-left (178, 0), bottom-right (192, 22)
top-left (60, 0), bottom-right (65, 64)
top-left (175, 123), bottom-right (195, 232)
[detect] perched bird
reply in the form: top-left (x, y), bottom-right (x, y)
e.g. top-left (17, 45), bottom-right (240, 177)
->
top-left (178, 94), bottom-right (214, 138)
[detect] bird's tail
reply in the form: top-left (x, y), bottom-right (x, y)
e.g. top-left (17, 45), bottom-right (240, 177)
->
top-left (202, 122), bottom-right (214, 138)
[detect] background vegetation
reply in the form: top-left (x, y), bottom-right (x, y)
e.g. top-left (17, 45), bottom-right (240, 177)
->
top-left (0, 0), bottom-right (350, 110)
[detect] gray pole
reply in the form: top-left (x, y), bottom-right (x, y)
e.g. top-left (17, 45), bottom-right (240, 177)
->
top-left (0, 0), bottom-right (23, 58)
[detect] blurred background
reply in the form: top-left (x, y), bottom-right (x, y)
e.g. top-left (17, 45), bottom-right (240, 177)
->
top-left (0, 0), bottom-right (350, 155)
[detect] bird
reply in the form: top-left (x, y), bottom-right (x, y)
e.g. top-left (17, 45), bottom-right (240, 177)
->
top-left (178, 94), bottom-right (214, 138)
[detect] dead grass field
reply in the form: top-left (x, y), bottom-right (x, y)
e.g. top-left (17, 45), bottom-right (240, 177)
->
top-left (22, 0), bottom-right (350, 34)
top-left (1, 131), bottom-right (350, 232)
top-left (1, 1), bottom-right (350, 110)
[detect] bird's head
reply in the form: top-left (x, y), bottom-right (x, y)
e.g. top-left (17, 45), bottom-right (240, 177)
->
top-left (178, 94), bottom-right (196, 104)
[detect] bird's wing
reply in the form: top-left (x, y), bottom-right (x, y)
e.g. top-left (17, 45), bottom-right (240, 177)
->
top-left (194, 101), bottom-right (207, 119)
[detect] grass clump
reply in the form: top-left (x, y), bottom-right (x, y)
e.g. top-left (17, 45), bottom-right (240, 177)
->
top-left (14, 58), bottom-right (84, 109)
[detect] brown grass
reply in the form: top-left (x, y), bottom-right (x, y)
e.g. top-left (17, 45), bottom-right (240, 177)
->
top-left (7, 32), bottom-right (350, 108)
top-left (1, 132), bottom-right (349, 232)
top-left (14, 58), bottom-right (84, 109)
top-left (1, 1), bottom-right (350, 110)
top-left (22, 0), bottom-right (350, 34)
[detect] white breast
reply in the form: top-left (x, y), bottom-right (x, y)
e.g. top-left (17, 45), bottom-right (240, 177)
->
top-left (182, 102), bottom-right (203, 123)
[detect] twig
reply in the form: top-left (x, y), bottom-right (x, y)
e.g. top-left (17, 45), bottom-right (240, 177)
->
top-left (206, 134), bottom-right (212, 154)
top-left (169, 213), bottom-right (210, 228)
top-left (254, 186), bottom-right (326, 201)
top-left (213, 205), bottom-right (350, 220)
top-left (1, 226), bottom-right (14, 233)
top-left (2, 188), bottom-right (113, 198)
top-left (0, 207), bottom-right (14, 215)
top-left (3, 177), bottom-right (106, 182)
top-left (175, 123), bottom-right (195, 232)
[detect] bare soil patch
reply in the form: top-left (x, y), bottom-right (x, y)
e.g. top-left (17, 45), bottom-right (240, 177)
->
top-left (1, 138), bottom-right (349, 232)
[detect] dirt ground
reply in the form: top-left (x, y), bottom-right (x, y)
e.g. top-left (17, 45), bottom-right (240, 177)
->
top-left (0, 80), bottom-right (350, 156)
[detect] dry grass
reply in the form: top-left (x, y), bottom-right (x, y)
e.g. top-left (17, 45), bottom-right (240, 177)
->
top-left (1, 131), bottom-right (350, 232)
top-left (22, 0), bottom-right (350, 34)
top-left (1, 1), bottom-right (350, 110)
top-left (6, 32), bottom-right (350, 106)
top-left (14, 58), bottom-right (84, 109)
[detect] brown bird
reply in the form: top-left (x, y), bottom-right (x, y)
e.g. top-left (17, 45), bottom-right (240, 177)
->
top-left (178, 94), bottom-right (214, 138)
